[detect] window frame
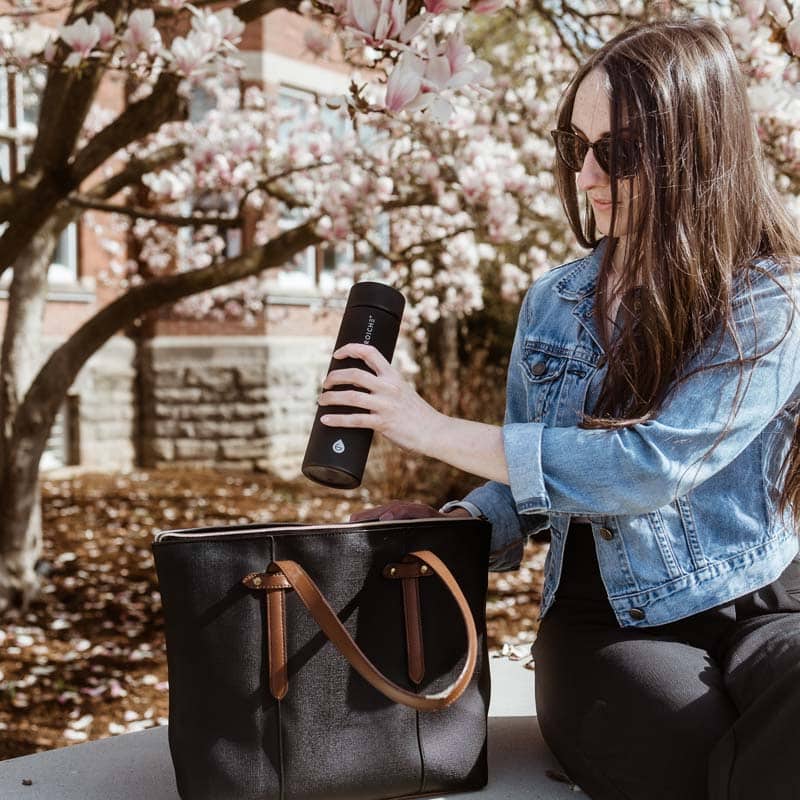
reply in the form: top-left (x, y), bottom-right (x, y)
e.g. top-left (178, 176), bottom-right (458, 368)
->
top-left (0, 67), bottom-right (81, 290)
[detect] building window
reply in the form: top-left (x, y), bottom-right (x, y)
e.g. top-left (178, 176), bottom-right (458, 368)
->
top-left (0, 67), bottom-right (79, 285)
top-left (174, 84), bottom-right (244, 267)
top-left (172, 82), bottom-right (387, 295)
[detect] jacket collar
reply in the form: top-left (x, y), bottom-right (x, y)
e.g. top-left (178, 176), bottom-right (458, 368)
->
top-left (554, 237), bottom-right (609, 300)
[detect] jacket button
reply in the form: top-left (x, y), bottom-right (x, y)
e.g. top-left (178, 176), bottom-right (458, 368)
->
top-left (629, 608), bottom-right (645, 621)
top-left (532, 362), bottom-right (547, 376)
top-left (599, 527), bottom-right (614, 540)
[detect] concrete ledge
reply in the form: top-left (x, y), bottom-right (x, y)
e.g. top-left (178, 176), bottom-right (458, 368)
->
top-left (0, 659), bottom-right (578, 799)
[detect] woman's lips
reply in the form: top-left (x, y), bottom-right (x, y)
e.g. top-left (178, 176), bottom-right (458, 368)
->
top-left (591, 197), bottom-right (613, 209)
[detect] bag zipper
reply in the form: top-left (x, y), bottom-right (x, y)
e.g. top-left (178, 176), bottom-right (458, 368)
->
top-left (153, 517), bottom-right (460, 544)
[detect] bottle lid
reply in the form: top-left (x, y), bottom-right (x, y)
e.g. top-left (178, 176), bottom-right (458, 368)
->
top-left (346, 281), bottom-right (406, 321)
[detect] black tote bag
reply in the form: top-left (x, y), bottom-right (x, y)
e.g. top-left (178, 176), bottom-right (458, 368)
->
top-left (152, 516), bottom-right (492, 800)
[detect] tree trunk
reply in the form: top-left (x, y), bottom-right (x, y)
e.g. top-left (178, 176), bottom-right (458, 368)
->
top-left (0, 219), bottom-right (320, 613)
top-left (0, 221), bottom-right (59, 613)
top-left (431, 314), bottom-right (461, 417)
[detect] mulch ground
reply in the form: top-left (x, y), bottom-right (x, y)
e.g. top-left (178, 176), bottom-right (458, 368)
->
top-left (0, 468), bottom-right (545, 760)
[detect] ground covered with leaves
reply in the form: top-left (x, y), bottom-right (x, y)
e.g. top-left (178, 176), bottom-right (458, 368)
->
top-left (0, 469), bottom-right (545, 760)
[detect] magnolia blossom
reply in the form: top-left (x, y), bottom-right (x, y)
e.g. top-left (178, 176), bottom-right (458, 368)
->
top-left (303, 26), bottom-right (331, 57)
top-left (0, 19), bottom-right (52, 68)
top-left (385, 52), bottom-right (424, 111)
top-left (60, 18), bottom-right (100, 67)
top-left (91, 12), bottom-right (116, 49)
top-left (788, 19), bottom-right (800, 56)
top-left (765, 0), bottom-right (792, 25)
top-left (470, 0), bottom-right (505, 13)
top-left (396, 31), bottom-right (492, 121)
top-left (424, 0), bottom-right (467, 14)
top-left (345, 0), bottom-right (408, 46)
top-left (190, 8), bottom-right (245, 47)
top-left (738, 0), bottom-right (765, 24)
top-left (120, 9), bottom-right (162, 57)
top-left (166, 32), bottom-right (216, 78)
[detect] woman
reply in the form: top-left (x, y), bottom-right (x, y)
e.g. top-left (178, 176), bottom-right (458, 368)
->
top-left (317, 16), bottom-right (800, 799)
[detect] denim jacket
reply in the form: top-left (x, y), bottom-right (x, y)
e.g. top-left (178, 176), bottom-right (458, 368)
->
top-left (448, 237), bottom-right (800, 628)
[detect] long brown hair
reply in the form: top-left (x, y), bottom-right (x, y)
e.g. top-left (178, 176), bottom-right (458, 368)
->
top-left (552, 16), bottom-right (800, 526)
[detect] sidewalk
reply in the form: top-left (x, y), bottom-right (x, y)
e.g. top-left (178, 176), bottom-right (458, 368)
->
top-left (0, 657), bottom-right (580, 799)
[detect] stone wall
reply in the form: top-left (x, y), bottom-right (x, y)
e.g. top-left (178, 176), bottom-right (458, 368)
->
top-left (138, 335), bottom-right (334, 479)
top-left (40, 335), bottom-right (136, 471)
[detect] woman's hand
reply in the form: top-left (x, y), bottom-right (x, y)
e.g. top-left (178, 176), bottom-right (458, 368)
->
top-left (348, 500), bottom-right (473, 523)
top-left (318, 343), bottom-right (442, 454)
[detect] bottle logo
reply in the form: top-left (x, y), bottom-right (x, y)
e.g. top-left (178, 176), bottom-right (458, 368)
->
top-left (362, 314), bottom-right (376, 345)
top-left (332, 439), bottom-right (346, 454)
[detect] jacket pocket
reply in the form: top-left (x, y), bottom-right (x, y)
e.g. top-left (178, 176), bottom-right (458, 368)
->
top-left (522, 343), bottom-right (568, 422)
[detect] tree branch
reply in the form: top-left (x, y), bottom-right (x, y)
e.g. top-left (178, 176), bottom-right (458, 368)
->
top-left (0, 184), bottom-right (15, 223)
top-left (68, 194), bottom-right (242, 228)
top-left (28, 0), bottom-right (126, 173)
top-left (84, 144), bottom-right (186, 202)
top-left (234, 0), bottom-right (303, 23)
top-left (399, 225), bottom-right (475, 259)
top-left (14, 218), bottom-right (322, 467)
top-left (70, 72), bottom-right (187, 187)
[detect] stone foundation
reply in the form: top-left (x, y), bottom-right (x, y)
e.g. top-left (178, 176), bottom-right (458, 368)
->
top-left (35, 335), bottom-right (136, 472)
top-left (138, 336), bottom-right (334, 479)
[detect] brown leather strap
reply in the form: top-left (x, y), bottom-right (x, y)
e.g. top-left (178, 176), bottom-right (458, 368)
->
top-left (272, 550), bottom-right (477, 711)
top-left (243, 568), bottom-right (291, 700)
top-left (267, 588), bottom-right (288, 700)
top-left (385, 556), bottom-right (431, 684)
top-left (402, 574), bottom-right (425, 684)
top-left (243, 572), bottom-right (292, 591)
top-left (383, 562), bottom-right (433, 579)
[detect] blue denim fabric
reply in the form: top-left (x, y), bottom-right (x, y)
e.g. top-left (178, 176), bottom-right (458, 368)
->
top-left (461, 236), bottom-right (800, 627)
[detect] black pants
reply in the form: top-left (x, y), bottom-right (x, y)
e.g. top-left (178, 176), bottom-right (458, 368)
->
top-left (531, 522), bottom-right (800, 800)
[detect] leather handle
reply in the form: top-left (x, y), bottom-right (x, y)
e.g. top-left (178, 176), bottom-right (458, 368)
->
top-left (272, 550), bottom-right (478, 711)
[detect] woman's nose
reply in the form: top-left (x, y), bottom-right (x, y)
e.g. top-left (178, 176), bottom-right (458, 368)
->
top-left (576, 147), bottom-right (607, 192)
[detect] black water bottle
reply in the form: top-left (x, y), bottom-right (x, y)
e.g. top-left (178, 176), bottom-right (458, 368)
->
top-left (302, 281), bottom-right (406, 489)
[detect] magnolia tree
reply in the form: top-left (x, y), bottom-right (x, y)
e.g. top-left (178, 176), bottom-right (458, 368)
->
top-left (0, 0), bottom-right (798, 613)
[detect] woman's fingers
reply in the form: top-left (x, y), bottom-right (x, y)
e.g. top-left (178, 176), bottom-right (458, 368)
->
top-left (318, 389), bottom-right (375, 410)
top-left (349, 505), bottom-right (392, 522)
top-left (323, 368), bottom-right (382, 391)
top-left (348, 501), bottom-right (441, 523)
top-left (332, 343), bottom-right (390, 375)
top-left (320, 412), bottom-right (373, 428)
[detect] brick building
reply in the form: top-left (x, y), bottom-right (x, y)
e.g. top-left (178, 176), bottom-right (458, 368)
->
top-left (0, 10), bottom-right (374, 479)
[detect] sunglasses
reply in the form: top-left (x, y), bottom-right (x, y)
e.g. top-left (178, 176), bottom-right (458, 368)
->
top-left (550, 128), bottom-right (640, 178)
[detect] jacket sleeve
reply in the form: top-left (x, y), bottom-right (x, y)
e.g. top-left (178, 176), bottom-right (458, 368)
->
top-left (455, 284), bottom-right (549, 570)
top-left (503, 261), bottom-right (800, 517)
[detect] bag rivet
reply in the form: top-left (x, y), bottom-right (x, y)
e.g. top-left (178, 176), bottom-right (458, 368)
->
top-left (389, 567), bottom-right (397, 576)
top-left (420, 565), bottom-right (429, 574)
top-left (254, 576), bottom-right (263, 587)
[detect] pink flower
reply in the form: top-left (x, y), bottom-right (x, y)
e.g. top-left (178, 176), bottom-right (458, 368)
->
top-left (766, 0), bottom-right (791, 25)
top-left (303, 26), bottom-right (331, 57)
top-left (168, 31), bottom-right (215, 77)
top-left (418, 30), bottom-right (492, 93)
top-left (470, 0), bottom-right (505, 12)
top-left (398, 13), bottom-right (428, 43)
top-left (788, 19), bottom-right (800, 56)
top-left (192, 8), bottom-right (245, 46)
top-left (121, 9), bottom-right (161, 55)
top-left (423, 0), bottom-right (466, 13)
top-left (738, 0), bottom-right (764, 24)
top-left (346, 0), bottom-right (408, 45)
top-left (59, 18), bottom-right (100, 67)
top-left (385, 53), bottom-right (423, 111)
top-left (91, 12), bottom-right (116, 49)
